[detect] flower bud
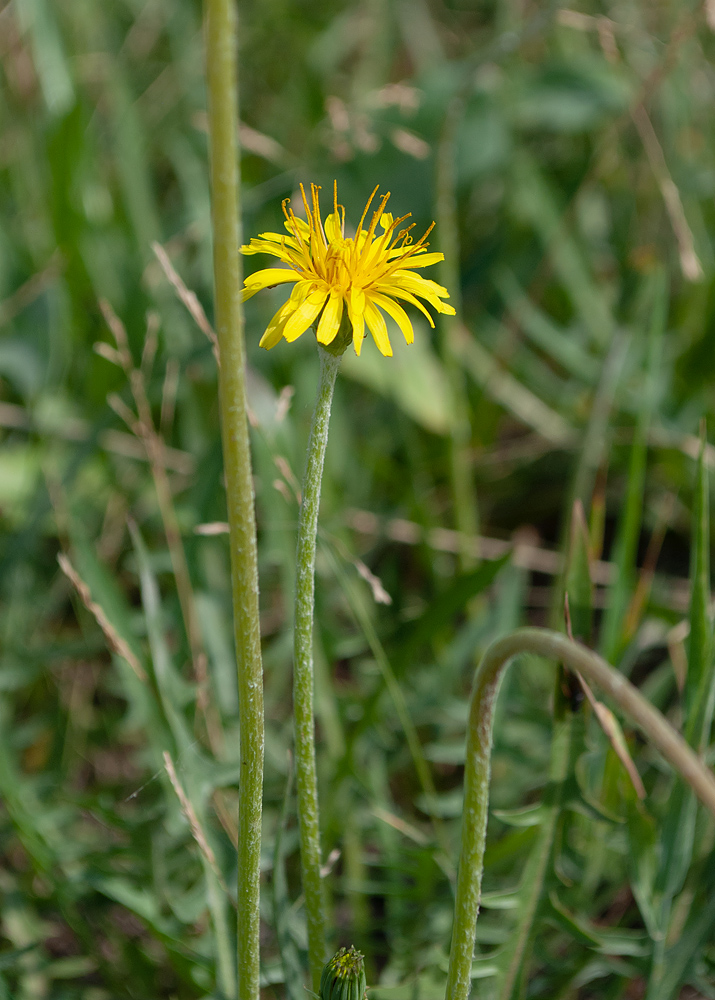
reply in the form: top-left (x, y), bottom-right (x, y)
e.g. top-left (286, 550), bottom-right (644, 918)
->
top-left (320, 946), bottom-right (367, 1000)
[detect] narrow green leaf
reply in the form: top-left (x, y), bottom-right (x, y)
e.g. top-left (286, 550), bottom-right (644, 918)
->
top-left (13, 0), bottom-right (74, 115)
top-left (545, 892), bottom-right (602, 948)
top-left (565, 499), bottom-right (593, 645)
top-left (570, 331), bottom-right (630, 515)
top-left (511, 153), bottom-right (614, 349)
top-left (391, 552), bottom-right (512, 669)
top-left (685, 426), bottom-right (714, 748)
top-left (649, 426), bottom-right (713, 993)
top-left (548, 890), bottom-right (651, 958)
top-left (496, 497), bottom-right (596, 998)
top-left (646, 856), bottom-right (715, 1000)
top-left (492, 803), bottom-right (545, 828)
top-left (457, 331), bottom-right (575, 444)
top-left (129, 520), bottom-right (195, 756)
top-left (273, 763), bottom-right (306, 1000)
top-left (495, 268), bottom-right (600, 383)
top-left (599, 272), bottom-right (666, 664)
top-left (496, 714), bottom-right (573, 1000)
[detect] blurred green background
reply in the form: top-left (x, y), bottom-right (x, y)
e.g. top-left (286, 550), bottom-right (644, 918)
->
top-left (3, 0), bottom-right (715, 997)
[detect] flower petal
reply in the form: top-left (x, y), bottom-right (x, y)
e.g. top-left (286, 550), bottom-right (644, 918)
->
top-left (347, 288), bottom-right (366, 355)
top-left (373, 284), bottom-right (435, 327)
top-left (395, 251), bottom-right (445, 269)
top-left (316, 290), bottom-right (344, 345)
top-left (242, 268), bottom-right (300, 301)
top-left (240, 238), bottom-right (294, 262)
top-left (389, 271), bottom-right (450, 298)
top-left (364, 299), bottom-right (393, 357)
top-left (283, 287), bottom-right (328, 342)
top-left (259, 299), bottom-right (294, 349)
top-left (383, 271), bottom-right (450, 311)
top-left (369, 292), bottom-right (415, 345)
top-left (284, 217), bottom-right (310, 240)
top-left (324, 212), bottom-right (342, 243)
top-left (255, 230), bottom-right (301, 251)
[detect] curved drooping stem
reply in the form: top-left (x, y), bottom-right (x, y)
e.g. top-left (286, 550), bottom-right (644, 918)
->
top-left (294, 346), bottom-right (341, 990)
top-left (446, 627), bottom-right (715, 1000)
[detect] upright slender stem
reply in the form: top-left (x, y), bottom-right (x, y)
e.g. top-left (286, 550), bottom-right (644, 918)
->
top-left (446, 627), bottom-right (715, 1000)
top-left (294, 346), bottom-right (341, 990)
top-left (204, 5), bottom-right (264, 1000)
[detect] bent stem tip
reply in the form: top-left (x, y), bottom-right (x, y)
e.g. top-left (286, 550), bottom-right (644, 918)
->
top-left (445, 627), bottom-right (715, 1000)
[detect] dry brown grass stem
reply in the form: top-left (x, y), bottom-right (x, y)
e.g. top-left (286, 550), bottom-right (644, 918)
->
top-left (97, 299), bottom-right (224, 758)
top-left (163, 751), bottom-right (228, 893)
top-left (151, 240), bottom-right (220, 362)
top-left (630, 104), bottom-right (703, 282)
top-left (57, 553), bottom-right (146, 681)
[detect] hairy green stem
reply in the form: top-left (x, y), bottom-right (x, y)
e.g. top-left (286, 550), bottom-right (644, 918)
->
top-left (204, 4), bottom-right (264, 999)
top-left (446, 627), bottom-right (715, 1000)
top-left (295, 346), bottom-right (341, 989)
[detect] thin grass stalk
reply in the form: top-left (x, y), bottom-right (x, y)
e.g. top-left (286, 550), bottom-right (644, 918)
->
top-left (321, 542), bottom-right (452, 867)
top-left (435, 96), bottom-right (479, 570)
top-left (294, 345), bottom-right (341, 989)
top-left (496, 509), bottom-right (589, 995)
top-left (204, 4), bottom-right (264, 999)
top-left (549, 331), bottom-right (629, 629)
top-left (496, 701), bottom-right (572, 1000)
top-left (446, 627), bottom-right (715, 1000)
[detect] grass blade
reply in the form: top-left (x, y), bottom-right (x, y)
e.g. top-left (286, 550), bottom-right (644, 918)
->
top-left (497, 502), bottom-right (592, 999)
top-left (648, 426), bottom-right (713, 995)
top-left (273, 759), bottom-right (306, 1000)
top-left (599, 272), bottom-right (667, 664)
top-left (684, 425), bottom-right (714, 749)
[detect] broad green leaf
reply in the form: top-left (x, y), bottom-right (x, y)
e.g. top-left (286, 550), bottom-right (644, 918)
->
top-left (341, 316), bottom-right (456, 434)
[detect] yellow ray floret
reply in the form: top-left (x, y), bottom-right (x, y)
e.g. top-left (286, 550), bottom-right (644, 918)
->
top-left (240, 181), bottom-right (455, 357)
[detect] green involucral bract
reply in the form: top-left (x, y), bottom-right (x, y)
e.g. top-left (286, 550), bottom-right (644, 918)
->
top-left (320, 947), bottom-right (367, 1000)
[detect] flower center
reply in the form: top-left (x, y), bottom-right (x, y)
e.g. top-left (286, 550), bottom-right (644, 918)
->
top-left (324, 237), bottom-right (356, 292)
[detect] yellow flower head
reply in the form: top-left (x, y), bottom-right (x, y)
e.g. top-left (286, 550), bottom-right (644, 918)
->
top-left (241, 182), bottom-right (455, 357)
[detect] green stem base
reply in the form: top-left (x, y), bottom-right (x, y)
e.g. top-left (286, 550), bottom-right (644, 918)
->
top-left (295, 346), bottom-right (341, 990)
